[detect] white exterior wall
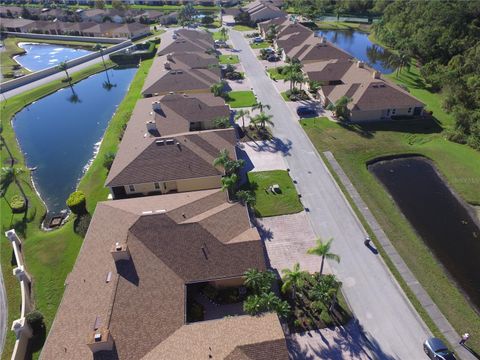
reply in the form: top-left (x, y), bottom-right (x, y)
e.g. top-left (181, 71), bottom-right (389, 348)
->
top-left (350, 106), bottom-right (420, 122)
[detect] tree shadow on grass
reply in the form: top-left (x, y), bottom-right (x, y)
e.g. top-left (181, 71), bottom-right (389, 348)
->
top-left (25, 323), bottom-right (46, 359)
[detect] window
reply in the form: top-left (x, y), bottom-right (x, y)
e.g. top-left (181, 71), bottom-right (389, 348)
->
top-left (386, 109), bottom-right (391, 116)
top-left (128, 184), bottom-right (135, 192)
top-left (392, 109), bottom-right (396, 115)
top-left (408, 107), bottom-right (412, 113)
top-left (154, 182), bottom-right (160, 190)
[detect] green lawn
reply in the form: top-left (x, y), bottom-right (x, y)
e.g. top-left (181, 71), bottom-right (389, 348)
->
top-left (300, 116), bottom-right (480, 353)
top-left (250, 41), bottom-right (270, 49)
top-left (226, 91), bottom-right (257, 108)
top-left (246, 170), bottom-right (303, 217)
top-left (0, 56), bottom-right (155, 360)
top-left (219, 54), bottom-right (239, 64)
top-left (233, 24), bottom-right (257, 31)
top-left (213, 31), bottom-right (228, 41)
top-left (267, 67), bottom-right (287, 80)
top-left (313, 21), bottom-right (371, 32)
top-left (280, 91), bottom-right (290, 102)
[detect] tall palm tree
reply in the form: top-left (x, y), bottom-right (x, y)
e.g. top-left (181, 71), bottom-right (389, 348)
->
top-left (1, 166), bottom-right (28, 208)
top-left (235, 109), bottom-right (250, 129)
top-left (220, 26), bottom-right (228, 41)
top-left (221, 173), bottom-right (238, 192)
top-left (244, 268), bottom-right (275, 293)
top-left (57, 61), bottom-right (71, 84)
top-left (281, 262), bottom-right (307, 300)
top-left (252, 102), bottom-right (271, 113)
top-left (253, 112), bottom-right (274, 129)
top-left (93, 43), bottom-right (111, 85)
top-left (307, 238), bottom-right (340, 275)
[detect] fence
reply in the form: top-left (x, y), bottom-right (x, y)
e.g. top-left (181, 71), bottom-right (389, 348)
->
top-left (0, 39), bottom-right (133, 93)
top-left (4, 229), bottom-right (33, 360)
top-left (2, 31), bottom-right (125, 44)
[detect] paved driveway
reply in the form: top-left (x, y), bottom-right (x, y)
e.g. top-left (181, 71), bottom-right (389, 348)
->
top-left (230, 30), bottom-right (430, 359)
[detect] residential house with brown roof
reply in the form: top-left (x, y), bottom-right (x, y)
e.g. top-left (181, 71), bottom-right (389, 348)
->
top-left (258, 16), bottom-right (289, 38)
top-left (0, 18), bottom-right (35, 33)
top-left (315, 60), bottom-right (424, 121)
top-left (105, 128), bottom-right (236, 199)
top-left (157, 29), bottom-right (215, 56)
top-left (40, 190), bottom-right (289, 360)
top-left (243, 0), bottom-right (285, 22)
top-left (130, 93), bottom-right (230, 137)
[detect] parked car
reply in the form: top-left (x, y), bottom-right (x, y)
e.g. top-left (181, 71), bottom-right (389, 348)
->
top-left (296, 106), bottom-right (318, 118)
top-left (214, 40), bottom-right (228, 48)
top-left (267, 54), bottom-right (279, 62)
top-left (253, 37), bottom-right (264, 43)
top-left (264, 48), bottom-right (275, 54)
top-left (423, 338), bottom-right (456, 360)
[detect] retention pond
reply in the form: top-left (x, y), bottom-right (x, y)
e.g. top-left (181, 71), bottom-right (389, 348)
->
top-left (369, 157), bottom-right (480, 309)
top-left (12, 66), bottom-right (137, 215)
top-left (14, 42), bottom-right (93, 72)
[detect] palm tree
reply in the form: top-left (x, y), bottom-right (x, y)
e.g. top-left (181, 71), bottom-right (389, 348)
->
top-left (307, 238), bottom-right (340, 275)
top-left (57, 61), bottom-right (71, 84)
top-left (253, 112), bottom-right (274, 129)
top-left (235, 109), bottom-right (250, 129)
top-left (236, 190), bottom-right (256, 206)
top-left (93, 43), bottom-right (111, 85)
top-left (220, 26), bottom-right (228, 41)
top-left (210, 81), bottom-right (226, 97)
top-left (281, 262), bottom-right (307, 300)
top-left (213, 148), bottom-right (230, 170)
top-left (309, 274), bottom-right (341, 312)
top-left (244, 268), bottom-right (275, 293)
top-left (252, 101), bottom-right (271, 113)
top-left (224, 158), bottom-right (245, 175)
top-left (266, 24), bottom-right (278, 41)
top-left (1, 166), bottom-right (28, 208)
top-left (221, 173), bottom-right (238, 192)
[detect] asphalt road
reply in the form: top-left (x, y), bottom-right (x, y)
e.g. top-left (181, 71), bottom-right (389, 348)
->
top-left (230, 30), bottom-right (431, 359)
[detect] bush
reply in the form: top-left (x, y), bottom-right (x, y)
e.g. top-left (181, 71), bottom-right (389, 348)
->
top-left (187, 300), bottom-right (204, 322)
top-left (26, 311), bottom-right (44, 331)
top-left (74, 213), bottom-right (92, 237)
top-left (201, 15), bottom-right (214, 25)
top-left (66, 191), bottom-right (87, 215)
top-left (103, 151), bottom-right (116, 170)
top-left (10, 195), bottom-right (26, 213)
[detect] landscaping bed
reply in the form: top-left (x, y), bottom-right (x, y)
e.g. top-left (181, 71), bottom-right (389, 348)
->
top-left (225, 90), bottom-right (257, 108)
top-left (267, 66), bottom-right (287, 80)
top-left (250, 41), bottom-right (270, 49)
top-left (244, 170), bottom-right (303, 217)
top-left (238, 125), bottom-right (273, 142)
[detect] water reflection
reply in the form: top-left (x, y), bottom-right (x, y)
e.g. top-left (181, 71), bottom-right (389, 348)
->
top-left (13, 67), bottom-right (137, 214)
top-left (316, 30), bottom-right (395, 74)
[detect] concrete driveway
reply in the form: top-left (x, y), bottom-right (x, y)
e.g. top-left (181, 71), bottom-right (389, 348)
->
top-left (230, 30), bottom-right (430, 359)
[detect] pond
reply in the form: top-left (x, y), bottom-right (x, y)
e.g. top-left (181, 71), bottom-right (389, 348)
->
top-left (315, 30), bottom-right (395, 74)
top-left (14, 42), bottom-right (93, 72)
top-left (13, 66), bottom-right (137, 215)
top-left (369, 157), bottom-right (480, 309)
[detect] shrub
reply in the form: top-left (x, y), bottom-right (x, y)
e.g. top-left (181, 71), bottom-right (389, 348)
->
top-left (10, 195), bottom-right (26, 213)
top-left (66, 191), bottom-right (87, 215)
top-left (187, 300), bottom-right (204, 322)
top-left (103, 151), bottom-right (116, 170)
top-left (26, 310), bottom-right (45, 333)
top-left (74, 213), bottom-right (92, 237)
top-left (201, 15), bottom-right (214, 25)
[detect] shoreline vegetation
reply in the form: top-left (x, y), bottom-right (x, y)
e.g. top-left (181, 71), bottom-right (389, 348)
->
top-left (0, 52), bottom-right (154, 359)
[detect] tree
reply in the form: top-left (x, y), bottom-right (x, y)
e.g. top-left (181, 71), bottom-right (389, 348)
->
top-left (57, 61), bottom-right (71, 85)
top-left (265, 24), bottom-right (279, 41)
top-left (251, 112), bottom-right (274, 129)
top-left (281, 262), bottom-right (308, 300)
top-left (235, 109), bottom-right (250, 129)
top-left (252, 102), bottom-right (271, 113)
top-left (95, 0), bottom-right (106, 9)
top-left (201, 15), bottom-right (214, 25)
top-left (112, 0), bottom-right (129, 11)
top-left (326, 96), bottom-right (351, 121)
top-left (244, 268), bottom-right (276, 293)
top-left (213, 116), bottom-right (231, 129)
top-left (210, 81), bottom-right (226, 97)
top-left (220, 27), bottom-right (229, 41)
top-left (178, 3), bottom-right (197, 27)
top-left (1, 166), bottom-right (28, 209)
top-left (66, 191), bottom-right (87, 215)
top-left (236, 190), bottom-right (256, 206)
top-left (221, 173), bottom-right (238, 192)
top-left (309, 274), bottom-right (342, 312)
top-left (93, 43), bottom-right (111, 85)
top-left (224, 158), bottom-right (245, 175)
top-left (235, 11), bottom-right (251, 26)
top-left (21, 6), bottom-right (31, 19)
top-left (213, 149), bottom-right (230, 171)
top-left (306, 238), bottom-right (340, 275)
top-left (103, 151), bottom-right (116, 170)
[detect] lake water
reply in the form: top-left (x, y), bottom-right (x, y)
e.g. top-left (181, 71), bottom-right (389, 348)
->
top-left (316, 30), bottom-right (395, 74)
top-left (14, 42), bottom-right (93, 71)
top-left (369, 157), bottom-right (480, 309)
top-left (13, 67), bottom-right (137, 215)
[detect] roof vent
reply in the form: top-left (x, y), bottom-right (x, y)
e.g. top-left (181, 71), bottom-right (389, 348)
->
top-left (320, 36), bottom-right (327, 44)
top-left (164, 62), bottom-right (171, 70)
top-left (166, 53), bottom-right (173, 61)
top-left (152, 100), bottom-right (161, 111)
top-left (357, 61), bottom-right (364, 68)
top-left (156, 140), bottom-right (165, 146)
top-left (165, 139), bottom-right (175, 145)
top-left (372, 70), bottom-right (381, 79)
top-left (87, 328), bottom-right (114, 353)
top-left (155, 209), bottom-right (166, 213)
top-left (147, 120), bottom-right (157, 133)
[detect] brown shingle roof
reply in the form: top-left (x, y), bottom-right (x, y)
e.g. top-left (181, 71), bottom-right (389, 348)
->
top-left (41, 190), bottom-right (286, 360)
top-left (158, 29), bottom-right (214, 56)
top-left (225, 339), bottom-right (290, 360)
top-left (303, 60), bottom-right (354, 83)
top-left (106, 128), bottom-right (236, 187)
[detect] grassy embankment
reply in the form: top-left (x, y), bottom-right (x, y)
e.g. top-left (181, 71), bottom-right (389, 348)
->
top-left (313, 21), bottom-right (371, 32)
top-left (0, 56), bottom-right (155, 359)
top-left (300, 62), bottom-right (480, 352)
top-left (1, 36), bottom-right (103, 79)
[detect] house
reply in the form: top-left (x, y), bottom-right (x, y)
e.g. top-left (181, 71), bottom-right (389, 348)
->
top-left (315, 60), bottom-right (424, 121)
top-left (243, 0), bottom-right (285, 23)
top-left (40, 190), bottom-right (289, 360)
top-left (159, 11), bottom-right (178, 25)
top-left (105, 127), bottom-right (236, 198)
top-left (110, 22), bottom-right (151, 39)
top-left (287, 35), bottom-right (352, 63)
top-left (274, 22), bottom-right (313, 59)
top-left (0, 6), bottom-right (24, 18)
top-left (0, 18), bottom-right (35, 33)
top-left (134, 9), bottom-right (163, 24)
top-left (257, 16), bottom-right (289, 38)
top-left (127, 93), bottom-right (230, 137)
top-left (157, 29), bottom-right (215, 56)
